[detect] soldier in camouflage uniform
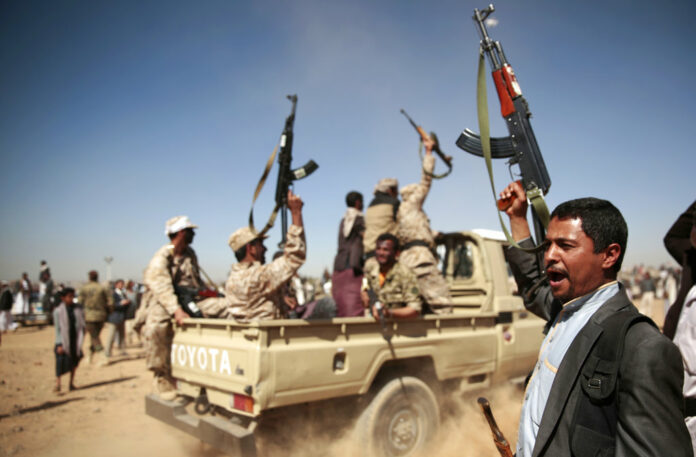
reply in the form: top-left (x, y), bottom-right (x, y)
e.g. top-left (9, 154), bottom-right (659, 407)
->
top-left (139, 215), bottom-right (204, 400)
top-left (362, 233), bottom-right (422, 318)
top-left (396, 136), bottom-right (452, 313)
top-left (78, 270), bottom-right (113, 366)
top-left (209, 190), bottom-right (306, 322)
top-left (363, 178), bottom-right (400, 279)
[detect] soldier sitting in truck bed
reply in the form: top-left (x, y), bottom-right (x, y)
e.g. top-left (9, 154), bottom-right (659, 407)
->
top-left (361, 233), bottom-right (422, 319)
top-left (205, 190), bottom-right (306, 322)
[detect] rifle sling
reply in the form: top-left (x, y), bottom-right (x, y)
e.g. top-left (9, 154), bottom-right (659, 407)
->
top-left (476, 50), bottom-right (549, 252)
top-left (248, 141), bottom-right (282, 237)
top-left (418, 140), bottom-right (452, 179)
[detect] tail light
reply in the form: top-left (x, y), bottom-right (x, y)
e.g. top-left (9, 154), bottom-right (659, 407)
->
top-left (232, 393), bottom-right (254, 413)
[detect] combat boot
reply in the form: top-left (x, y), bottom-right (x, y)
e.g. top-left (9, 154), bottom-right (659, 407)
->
top-left (153, 374), bottom-right (177, 401)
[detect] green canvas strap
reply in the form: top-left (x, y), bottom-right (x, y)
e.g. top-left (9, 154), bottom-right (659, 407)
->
top-left (476, 51), bottom-right (549, 251)
top-left (417, 134), bottom-right (452, 179)
top-left (526, 186), bottom-right (550, 229)
top-left (248, 142), bottom-right (281, 237)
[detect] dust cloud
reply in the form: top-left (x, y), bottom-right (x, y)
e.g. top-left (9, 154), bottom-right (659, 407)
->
top-left (0, 326), bottom-right (523, 457)
top-left (211, 384), bottom-right (524, 457)
top-left (428, 384), bottom-right (523, 457)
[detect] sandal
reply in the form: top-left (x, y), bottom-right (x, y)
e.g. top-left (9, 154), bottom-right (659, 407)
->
top-left (53, 385), bottom-right (61, 393)
top-left (69, 384), bottom-right (77, 391)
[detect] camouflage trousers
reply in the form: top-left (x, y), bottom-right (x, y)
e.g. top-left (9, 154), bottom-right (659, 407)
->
top-left (142, 304), bottom-right (174, 376)
top-left (399, 246), bottom-right (452, 313)
top-left (85, 321), bottom-right (105, 353)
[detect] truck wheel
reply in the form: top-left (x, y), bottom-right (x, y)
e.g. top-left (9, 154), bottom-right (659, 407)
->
top-left (357, 376), bottom-right (439, 457)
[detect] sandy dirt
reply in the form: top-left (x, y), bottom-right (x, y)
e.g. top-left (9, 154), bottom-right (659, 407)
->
top-left (0, 325), bottom-right (523, 457)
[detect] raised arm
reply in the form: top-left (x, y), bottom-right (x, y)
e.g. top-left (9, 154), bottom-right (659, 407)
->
top-left (253, 191), bottom-right (307, 294)
top-left (501, 181), bottom-right (557, 322)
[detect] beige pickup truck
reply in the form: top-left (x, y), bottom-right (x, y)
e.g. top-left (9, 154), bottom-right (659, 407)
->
top-left (146, 230), bottom-right (545, 457)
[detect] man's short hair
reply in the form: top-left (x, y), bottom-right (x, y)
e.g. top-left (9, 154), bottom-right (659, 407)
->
top-left (88, 270), bottom-right (98, 281)
top-left (59, 287), bottom-right (75, 298)
top-left (345, 191), bottom-right (363, 208)
top-left (551, 197), bottom-right (628, 273)
top-left (376, 233), bottom-right (400, 252)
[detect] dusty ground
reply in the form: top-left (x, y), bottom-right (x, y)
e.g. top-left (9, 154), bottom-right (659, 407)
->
top-left (0, 325), bottom-right (523, 457)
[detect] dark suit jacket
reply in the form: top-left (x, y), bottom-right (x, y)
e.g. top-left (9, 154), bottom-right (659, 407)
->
top-left (507, 239), bottom-right (692, 457)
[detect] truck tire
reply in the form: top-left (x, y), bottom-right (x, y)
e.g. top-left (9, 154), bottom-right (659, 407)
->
top-left (357, 376), bottom-right (439, 457)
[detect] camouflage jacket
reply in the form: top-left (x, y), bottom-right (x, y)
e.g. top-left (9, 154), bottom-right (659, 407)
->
top-left (365, 261), bottom-right (422, 313)
top-left (79, 280), bottom-right (114, 322)
top-left (142, 244), bottom-right (204, 316)
top-left (221, 225), bottom-right (306, 322)
top-left (397, 153), bottom-right (436, 248)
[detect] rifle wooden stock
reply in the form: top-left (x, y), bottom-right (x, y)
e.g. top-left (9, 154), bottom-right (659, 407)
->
top-left (477, 397), bottom-right (514, 457)
top-left (496, 180), bottom-right (521, 211)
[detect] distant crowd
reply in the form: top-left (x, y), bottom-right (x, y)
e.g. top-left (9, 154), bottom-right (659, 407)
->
top-left (618, 264), bottom-right (682, 327)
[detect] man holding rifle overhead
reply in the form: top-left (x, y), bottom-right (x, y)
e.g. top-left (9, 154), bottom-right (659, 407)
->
top-left (213, 190), bottom-right (306, 322)
top-left (396, 135), bottom-right (451, 314)
top-left (501, 181), bottom-right (691, 457)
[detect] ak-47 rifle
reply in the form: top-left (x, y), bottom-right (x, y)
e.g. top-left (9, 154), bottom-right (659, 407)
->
top-left (456, 4), bottom-right (551, 245)
top-left (477, 397), bottom-right (514, 457)
top-left (249, 95), bottom-right (318, 246)
top-left (400, 109), bottom-right (453, 179)
top-left (275, 95), bottom-right (318, 246)
top-left (174, 286), bottom-right (222, 318)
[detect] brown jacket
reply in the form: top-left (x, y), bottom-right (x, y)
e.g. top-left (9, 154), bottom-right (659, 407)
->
top-left (363, 192), bottom-right (399, 255)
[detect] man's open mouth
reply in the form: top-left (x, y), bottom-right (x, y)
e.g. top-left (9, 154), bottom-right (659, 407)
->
top-left (546, 268), bottom-right (567, 287)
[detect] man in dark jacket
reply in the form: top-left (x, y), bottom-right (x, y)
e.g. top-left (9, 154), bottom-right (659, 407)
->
top-left (105, 279), bottom-right (130, 359)
top-left (332, 191), bottom-right (366, 317)
top-left (500, 181), bottom-right (691, 457)
top-left (663, 200), bottom-right (696, 453)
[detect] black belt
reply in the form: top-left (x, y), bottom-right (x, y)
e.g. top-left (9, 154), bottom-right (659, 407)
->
top-left (685, 397), bottom-right (696, 417)
top-left (364, 250), bottom-right (375, 260)
top-left (402, 240), bottom-right (431, 251)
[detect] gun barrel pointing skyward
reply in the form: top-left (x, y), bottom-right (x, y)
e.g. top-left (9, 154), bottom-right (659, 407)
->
top-left (399, 109), bottom-right (419, 131)
top-left (473, 5), bottom-right (501, 70)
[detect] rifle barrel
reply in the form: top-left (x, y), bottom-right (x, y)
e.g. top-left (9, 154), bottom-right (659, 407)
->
top-left (400, 109), bottom-right (419, 130)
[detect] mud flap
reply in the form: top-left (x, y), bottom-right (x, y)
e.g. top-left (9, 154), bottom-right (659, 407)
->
top-left (145, 394), bottom-right (257, 457)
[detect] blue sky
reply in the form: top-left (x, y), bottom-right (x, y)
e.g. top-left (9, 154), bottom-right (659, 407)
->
top-left (1, 0), bottom-right (694, 283)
